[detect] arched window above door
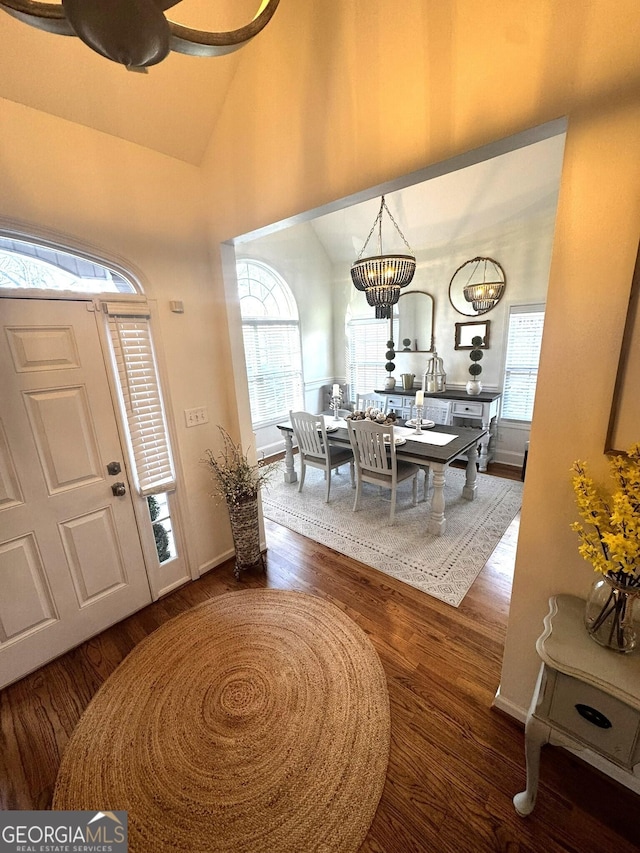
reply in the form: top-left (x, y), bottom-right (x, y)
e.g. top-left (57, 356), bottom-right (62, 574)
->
top-left (0, 235), bottom-right (137, 294)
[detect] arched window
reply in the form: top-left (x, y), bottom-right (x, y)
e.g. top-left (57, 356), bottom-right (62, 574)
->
top-left (237, 260), bottom-right (303, 426)
top-left (0, 235), bottom-right (136, 293)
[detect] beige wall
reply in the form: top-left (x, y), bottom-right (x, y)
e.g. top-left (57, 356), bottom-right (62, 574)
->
top-left (201, 0), bottom-right (640, 713)
top-left (0, 98), bottom-right (237, 576)
top-left (0, 0), bottom-right (638, 720)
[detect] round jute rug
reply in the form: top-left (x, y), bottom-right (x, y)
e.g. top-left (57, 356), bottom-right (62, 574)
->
top-left (53, 589), bottom-right (390, 852)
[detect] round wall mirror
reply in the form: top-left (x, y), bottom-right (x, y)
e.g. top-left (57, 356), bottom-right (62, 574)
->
top-left (448, 257), bottom-right (506, 316)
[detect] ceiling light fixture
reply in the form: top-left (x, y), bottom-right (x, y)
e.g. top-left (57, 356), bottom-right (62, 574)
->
top-left (350, 195), bottom-right (416, 319)
top-left (0, 0), bottom-right (280, 72)
top-left (461, 257), bottom-right (506, 312)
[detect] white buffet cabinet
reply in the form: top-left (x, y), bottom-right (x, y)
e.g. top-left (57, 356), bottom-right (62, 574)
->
top-left (377, 388), bottom-right (501, 472)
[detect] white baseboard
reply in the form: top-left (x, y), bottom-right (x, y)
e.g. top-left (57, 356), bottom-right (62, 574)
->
top-left (260, 438), bottom-right (285, 459)
top-left (492, 687), bottom-right (528, 723)
top-left (198, 548), bottom-right (235, 577)
top-left (493, 448), bottom-right (525, 468)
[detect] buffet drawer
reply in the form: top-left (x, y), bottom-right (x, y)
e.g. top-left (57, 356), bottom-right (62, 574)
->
top-left (386, 395), bottom-right (413, 410)
top-left (547, 672), bottom-right (640, 764)
top-left (451, 400), bottom-right (484, 417)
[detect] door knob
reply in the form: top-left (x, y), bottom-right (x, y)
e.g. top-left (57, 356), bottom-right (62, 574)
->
top-left (107, 461), bottom-right (121, 475)
top-left (111, 482), bottom-right (126, 497)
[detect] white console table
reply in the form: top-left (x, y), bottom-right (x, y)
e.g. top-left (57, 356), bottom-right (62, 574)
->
top-left (513, 594), bottom-right (640, 816)
top-left (376, 388), bottom-right (501, 471)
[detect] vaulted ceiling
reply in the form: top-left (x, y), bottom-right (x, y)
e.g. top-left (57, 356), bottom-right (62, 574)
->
top-left (0, 2), bottom-right (566, 252)
top-left (308, 134), bottom-right (566, 263)
top-left (0, 0), bottom-right (265, 164)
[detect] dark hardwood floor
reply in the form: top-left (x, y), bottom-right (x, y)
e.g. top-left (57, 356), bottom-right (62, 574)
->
top-left (1, 464), bottom-right (638, 852)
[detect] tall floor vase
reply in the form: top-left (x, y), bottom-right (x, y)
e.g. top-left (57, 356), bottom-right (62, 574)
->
top-left (227, 495), bottom-right (266, 579)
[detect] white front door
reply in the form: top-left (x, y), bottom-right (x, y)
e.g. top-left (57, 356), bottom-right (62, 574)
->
top-left (0, 298), bottom-right (152, 688)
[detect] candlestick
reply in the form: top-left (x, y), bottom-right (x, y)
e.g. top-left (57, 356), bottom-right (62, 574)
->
top-left (413, 404), bottom-right (424, 435)
top-left (331, 392), bottom-right (342, 420)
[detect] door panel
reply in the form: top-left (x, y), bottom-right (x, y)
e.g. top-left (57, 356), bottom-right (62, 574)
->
top-left (0, 298), bottom-right (152, 688)
top-left (0, 533), bottom-right (57, 642)
top-left (0, 420), bottom-right (24, 509)
top-left (59, 507), bottom-right (128, 603)
top-left (24, 385), bottom-right (103, 493)
top-left (6, 324), bottom-right (81, 372)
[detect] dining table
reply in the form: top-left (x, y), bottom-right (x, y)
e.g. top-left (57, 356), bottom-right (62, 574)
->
top-left (275, 415), bottom-right (488, 536)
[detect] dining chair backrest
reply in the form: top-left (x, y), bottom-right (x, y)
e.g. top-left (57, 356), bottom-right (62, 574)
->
top-left (424, 398), bottom-right (452, 425)
top-left (289, 410), bottom-right (327, 459)
top-left (347, 418), bottom-right (418, 522)
top-left (289, 410), bottom-right (355, 502)
top-left (347, 418), bottom-right (395, 475)
top-left (355, 392), bottom-right (388, 414)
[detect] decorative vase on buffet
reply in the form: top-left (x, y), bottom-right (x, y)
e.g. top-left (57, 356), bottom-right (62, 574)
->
top-left (584, 571), bottom-right (640, 653)
top-left (571, 442), bottom-right (640, 654)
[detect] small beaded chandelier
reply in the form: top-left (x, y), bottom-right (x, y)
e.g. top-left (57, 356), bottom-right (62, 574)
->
top-left (462, 257), bottom-right (506, 313)
top-left (350, 196), bottom-right (416, 319)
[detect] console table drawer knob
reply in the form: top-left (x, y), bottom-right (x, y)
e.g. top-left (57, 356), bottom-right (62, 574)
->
top-left (575, 703), bottom-right (612, 729)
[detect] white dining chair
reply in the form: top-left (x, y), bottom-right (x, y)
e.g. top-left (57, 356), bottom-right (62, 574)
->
top-left (347, 418), bottom-right (418, 523)
top-left (419, 398), bottom-right (452, 500)
top-left (423, 397), bottom-right (452, 425)
top-left (355, 392), bottom-right (388, 414)
top-left (289, 410), bottom-right (355, 502)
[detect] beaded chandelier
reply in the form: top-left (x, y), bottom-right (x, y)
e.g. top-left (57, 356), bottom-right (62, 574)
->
top-left (462, 257), bottom-right (506, 312)
top-left (350, 196), bottom-right (416, 319)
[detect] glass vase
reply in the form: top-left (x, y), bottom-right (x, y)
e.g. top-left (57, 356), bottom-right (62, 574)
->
top-left (584, 573), bottom-right (640, 653)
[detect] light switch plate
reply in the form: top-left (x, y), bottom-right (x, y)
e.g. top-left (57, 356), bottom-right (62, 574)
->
top-left (185, 407), bottom-right (209, 427)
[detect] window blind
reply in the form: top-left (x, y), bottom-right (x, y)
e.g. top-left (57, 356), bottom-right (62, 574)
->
top-left (502, 305), bottom-right (545, 421)
top-left (346, 317), bottom-right (389, 395)
top-left (105, 303), bottom-right (176, 495)
top-left (242, 319), bottom-right (303, 424)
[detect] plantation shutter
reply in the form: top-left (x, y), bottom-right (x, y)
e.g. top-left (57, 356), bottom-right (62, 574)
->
top-left (501, 304), bottom-right (545, 421)
top-left (104, 302), bottom-right (176, 495)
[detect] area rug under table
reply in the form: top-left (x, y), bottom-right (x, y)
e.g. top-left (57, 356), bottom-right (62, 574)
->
top-left (53, 589), bottom-right (390, 853)
top-left (262, 463), bottom-right (523, 606)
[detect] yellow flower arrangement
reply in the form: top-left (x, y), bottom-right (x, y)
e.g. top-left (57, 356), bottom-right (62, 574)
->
top-left (570, 443), bottom-right (640, 586)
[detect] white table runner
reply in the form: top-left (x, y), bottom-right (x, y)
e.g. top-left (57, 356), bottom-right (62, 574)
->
top-left (323, 416), bottom-right (456, 446)
top-left (394, 426), bottom-right (456, 446)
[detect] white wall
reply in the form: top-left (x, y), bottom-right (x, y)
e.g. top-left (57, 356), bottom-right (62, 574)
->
top-left (331, 210), bottom-right (558, 388)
